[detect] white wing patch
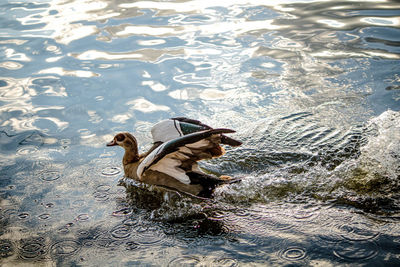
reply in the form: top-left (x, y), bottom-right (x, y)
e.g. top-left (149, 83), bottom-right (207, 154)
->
top-left (137, 143), bottom-right (194, 184)
top-left (151, 119), bottom-right (182, 143)
top-left (136, 144), bottom-right (164, 179)
top-left (149, 156), bottom-right (191, 184)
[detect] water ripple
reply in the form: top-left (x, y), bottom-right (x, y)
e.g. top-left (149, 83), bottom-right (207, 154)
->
top-left (17, 212), bottom-right (30, 220)
top-left (110, 224), bottom-right (132, 240)
top-left (39, 169), bottom-right (61, 182)
top-left (101, 166), bottom-right (121, 176)
top-left (93, 191), bottom-right (110, 202)
top-left (167, 256), bottom-right (201, 266)
top-left (134, 225), bottom-right (166, 246)
top-left (112, 207), bottom-right (133, 217)
top-left (38, 213), bottom-right (50, 220)
top-left (50, 240), bottom-right (80, 258)
top-left (333, 240), bottom-right (379, 261)
top-left (57, 224), bottom-right (73, 235)
top-left (0, 239), bottom-right (14, 258)
top-left (16, 145), bottom-right (39, 155)
top-left (125, 241), bottom-right (140, 251)
top-left (339, 221), bottom-right (380, 241)
top-left (278, 247), bottom-right (307, 262)
top-left (95, 233), bottom-right (125, 250)
top-left (76, 214), bottom-right (90, 222)
top-left (212, 257), bottom-right (238, 267)
top-left (18, 236), bottom-right (47, 260)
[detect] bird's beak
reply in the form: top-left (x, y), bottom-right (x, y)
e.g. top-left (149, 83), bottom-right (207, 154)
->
top-left (107, 139), bottom-right (117, 146)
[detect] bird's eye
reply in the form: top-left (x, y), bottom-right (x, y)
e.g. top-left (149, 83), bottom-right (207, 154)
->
top-left (116, 134), bottom-right (125, 142)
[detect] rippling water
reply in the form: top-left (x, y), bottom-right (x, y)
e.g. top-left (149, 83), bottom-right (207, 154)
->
top-left (1, 0), bottom-right (400, 265)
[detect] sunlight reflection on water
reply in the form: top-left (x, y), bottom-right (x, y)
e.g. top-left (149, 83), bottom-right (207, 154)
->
top-left (1, 0), bottom-right (400, 265)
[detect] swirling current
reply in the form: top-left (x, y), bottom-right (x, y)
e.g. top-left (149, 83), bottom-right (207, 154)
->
top-left (1, 0), bottom-right (400, 265)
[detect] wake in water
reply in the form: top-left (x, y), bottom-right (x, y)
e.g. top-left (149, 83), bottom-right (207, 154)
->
top-left (122, 110), bottom-right (400, 219)
top-left (215, 110), bottom-right (400, 214)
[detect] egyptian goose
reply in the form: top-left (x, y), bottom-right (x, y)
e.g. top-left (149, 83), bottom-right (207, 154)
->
top-left (107, 126), bottom-right (241, 198)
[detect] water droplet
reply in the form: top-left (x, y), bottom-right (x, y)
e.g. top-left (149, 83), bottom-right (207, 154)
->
top-left (93, 191), bottom-right (109, 202)
top-left (125, 241), bottom-right (139, 250)
top-left (112, 207), bottom-right (132, 217)
top-left (39, 170), bottom-right (61, 181)
top-left (50, 240), bottom-right (80, 257)
top-left (110, 225), bottom-right (131, 239)
top-left (279, 247), bottom-right (307, 261)
top-left (82, 240), bottom-right (94, 247)
top-left (101, 166), bottom-right (121, 176)
top-left (16, 146), bottom-right (38, 155)
top-left (96, 184), bottom-right (111, 192)
top-left (18, 212), bottom-right (30, 219)
top-left (135, 225), bottom-right (165, 246)
top-left (76, 214), bottom-right (89, 222)
top-left (58, 223), bottom-right (74, 234)
top-left (38, 213), bottom-right (50, 220)
top-left (57, 227), bottom-right (69, 234)
top-left (45, 202), bottom-right (55, 208)
top-left (122, 218), bottom-right (139, 227)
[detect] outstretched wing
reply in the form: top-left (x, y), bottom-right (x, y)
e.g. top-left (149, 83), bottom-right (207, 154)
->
top-left (151, 117), bottom-right (209, 143)
top-left (151, 117), bottom-right (242, 147)
top-left (137, 128), bottom-right (235, 184)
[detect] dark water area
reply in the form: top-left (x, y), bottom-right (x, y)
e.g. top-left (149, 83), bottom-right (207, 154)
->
top-left (1, 0), bottom-right (400, 265)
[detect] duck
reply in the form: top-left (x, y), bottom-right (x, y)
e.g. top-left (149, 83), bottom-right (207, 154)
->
top-left (107, 123), bottom-right (241, 198)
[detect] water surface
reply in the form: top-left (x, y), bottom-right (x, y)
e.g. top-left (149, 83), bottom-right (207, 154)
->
top-left (1, 0), bottom-right (400, 265)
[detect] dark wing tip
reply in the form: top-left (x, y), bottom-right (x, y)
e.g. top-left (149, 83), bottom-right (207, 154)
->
top-left (221, 135), bottom-right (242, 147)
top-left (210, 128), bottom-right (236, 134)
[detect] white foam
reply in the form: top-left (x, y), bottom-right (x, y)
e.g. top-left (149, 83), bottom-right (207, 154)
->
top-left (357, 110), bottom-right (400, 182)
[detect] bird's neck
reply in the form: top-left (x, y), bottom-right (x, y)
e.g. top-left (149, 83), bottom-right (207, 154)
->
top-left (123, 147), bottom-right (139, 165)
top-left (123, 159), bottom-right (140, 180)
